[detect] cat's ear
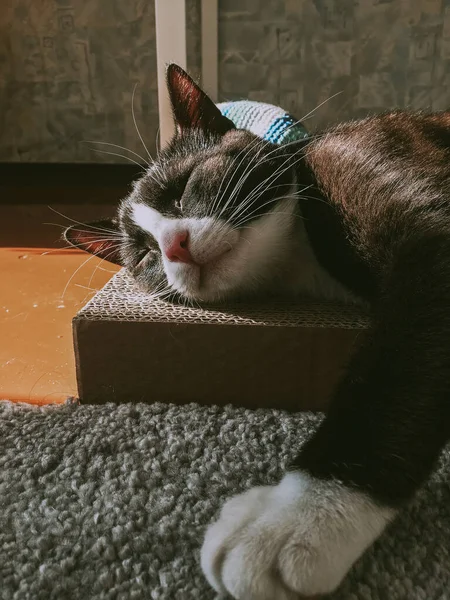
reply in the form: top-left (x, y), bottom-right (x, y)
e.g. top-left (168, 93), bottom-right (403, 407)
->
top-left (63, 219), bottom-right (124, 265)
top-left (166, 63), bottom-right (235, 136)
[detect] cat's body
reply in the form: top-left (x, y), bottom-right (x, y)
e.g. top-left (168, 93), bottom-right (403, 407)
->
top-left (66, 66), bottom-right (450, 598)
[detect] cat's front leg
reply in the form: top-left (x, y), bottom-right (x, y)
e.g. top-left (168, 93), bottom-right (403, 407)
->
top-left (201, 249), bottom-right (450, 598)
top-left (201, 471), bottom-right (394, 599)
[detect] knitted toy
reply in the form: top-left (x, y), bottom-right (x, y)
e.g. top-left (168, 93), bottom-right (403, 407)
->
top-left (217, 100), bottom-right (309, 145)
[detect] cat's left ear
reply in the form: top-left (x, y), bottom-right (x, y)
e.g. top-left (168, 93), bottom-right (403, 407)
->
top-left (166, 63), bottom-right (235, 136)
top-left (63, 219), bottom-right (124, 265)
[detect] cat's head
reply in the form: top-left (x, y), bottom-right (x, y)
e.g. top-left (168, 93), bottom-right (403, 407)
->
top-left (65, 65), bottom-right (305, 303)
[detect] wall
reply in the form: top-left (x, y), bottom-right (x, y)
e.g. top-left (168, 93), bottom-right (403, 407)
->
top-left (0, 0), bottom-right (200, 163)
top-left (1, 0), bottom-right (449, 163)
top-left (219, 0), bottom-right (450, 128)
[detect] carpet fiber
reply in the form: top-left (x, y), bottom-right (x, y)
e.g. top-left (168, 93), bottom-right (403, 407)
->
top-left (1, 401), bottom-right (449, 600)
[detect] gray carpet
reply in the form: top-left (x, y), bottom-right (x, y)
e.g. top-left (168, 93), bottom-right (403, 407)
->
top-left (1, 401), bottom-right (449, 600)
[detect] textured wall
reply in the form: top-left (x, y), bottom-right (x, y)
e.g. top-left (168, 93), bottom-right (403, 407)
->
top-left (0, 0), bottom-right (200, 163)
top-left (219, 0), bottom-right (450, 129)
top-left (1, 0), bottom-right (450, 163)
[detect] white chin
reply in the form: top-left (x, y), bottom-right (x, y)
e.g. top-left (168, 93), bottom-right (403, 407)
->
top-left (172, 265), bottom-right (235, 303)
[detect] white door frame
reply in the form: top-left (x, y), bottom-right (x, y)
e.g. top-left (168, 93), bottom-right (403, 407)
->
top-left (154, 0), bottom-right (218, 148)
top-left (155, 0), bottom-right (187, 148)
top-left (201, 0), bottom-right (218, 102)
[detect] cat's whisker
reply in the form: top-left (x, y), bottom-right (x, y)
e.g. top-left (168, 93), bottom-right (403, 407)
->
top-left (299, 91), bottom-right (344, 122)
top-left (214, 134), bottom-right (271, 214)
top-left (82, 140), bottom-right (149, 166)
top-left (231, 185), bottom-right (327, 230)
top-left (132, 82), bottom-right (153, 163)
top-left (60, 238), bottom-right (132, 302)
top-left (155, 126), bottom-right (162, 157)
top-left (70, 236), bottom-right (125, 246)
top-left (86, 246), bottom-right (123, 292)
top-left (60, 252), bottom-right (99, 302)
top-left (136, 168), bottom-right (161, 188)
top-left (156, 165), bottom-right (169, 182)
top-left (88, 147), bottom-right (146, 169)
top-left (234, 210), bottom-right (305, 229)
top-left (148, 281), bottom-right (169, 298)
top-left (43, 222), bottom-right (125, 240)
top-left (232, 197), bottom-right (299, 228)
top-left (209, 134), bottom-right (267, 218)
top-left (229, 180), bottom-right (312, 226)
top-left (229, 120), bottom-right (305, 174)
top-left (180, 293), bottom-right (192, 309)
top-left (217, 137), bottom-right (271, 216)
top-left (227, 155), bottom-right (305, 221)
top-left (43, 222), bottom-right (76, 229)
top-left (238, 225), bottom-right (256, 234)
top-left (216, 135), bottom-right (302, 220)
top-left (227, 182), bottom-right (286, 222)
top-left (41, 245), bottom-right (86, 256)
top-left (234, 128), bottom-right (324, 190)
top-left (297, 193), bottom-right (333, 207)
top-left (93, 265), bottom-right (118, 274)
top-left (146, 278), bottom-right (173, 299)
top-left (150, 289), bottom-right (170, 301)
top-left (149, 286), bottom-right (175, 303)
top-left (248, 184), bottom-right (312, 211)
top-left (46, 207), bottom-right (117, 234)
top-left (74, 283), bottom-right (97, 292)
top-left (190, 295), bottom-right (202, 310)
top-left (66, 236), bottom-right (126, 247)
top-left (75, 245), bottom-right (125, 304)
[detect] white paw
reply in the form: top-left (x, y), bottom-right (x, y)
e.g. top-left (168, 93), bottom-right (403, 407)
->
top-left (201, 472), bottom-right (395, 599)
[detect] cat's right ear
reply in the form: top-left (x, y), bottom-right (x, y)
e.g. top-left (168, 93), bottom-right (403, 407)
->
top-left (166, 63), bottom-right (235, 136)
top-left (63, 219), bottom-right (124, 265)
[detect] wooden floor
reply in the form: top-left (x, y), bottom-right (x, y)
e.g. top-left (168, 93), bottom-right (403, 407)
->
top-left (0, 204), bottom-right (120, 404)
top-left (0, 164), bottom-right (139, 405)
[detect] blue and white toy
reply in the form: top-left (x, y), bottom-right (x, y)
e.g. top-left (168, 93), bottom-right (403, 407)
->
top-left (217, 100), bottom-right (309, 145)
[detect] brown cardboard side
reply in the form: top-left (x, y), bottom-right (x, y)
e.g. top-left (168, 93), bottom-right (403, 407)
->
top-left (73, 317), bottom-right (362, 411)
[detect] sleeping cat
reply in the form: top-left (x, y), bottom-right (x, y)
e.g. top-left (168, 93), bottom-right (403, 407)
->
top-left (65, 64), bottom-right (450, 599)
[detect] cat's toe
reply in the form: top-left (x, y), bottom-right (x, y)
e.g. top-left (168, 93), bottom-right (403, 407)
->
top-left (200, 472), bottom-right (394, 600)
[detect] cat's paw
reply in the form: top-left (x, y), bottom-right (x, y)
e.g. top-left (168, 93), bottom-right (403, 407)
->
top-left (201, 472), bottom-right (394, 600)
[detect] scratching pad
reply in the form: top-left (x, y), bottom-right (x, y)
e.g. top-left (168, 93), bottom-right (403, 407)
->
top-left (73, 270), bottom-right (369, 408)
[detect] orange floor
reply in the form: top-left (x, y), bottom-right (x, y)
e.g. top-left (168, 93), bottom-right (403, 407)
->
top-left (1, 204), bottom-right (120, 404)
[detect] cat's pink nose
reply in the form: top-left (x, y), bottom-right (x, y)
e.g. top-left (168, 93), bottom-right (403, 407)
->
top-left (164, 231), bottom-right (194, 264)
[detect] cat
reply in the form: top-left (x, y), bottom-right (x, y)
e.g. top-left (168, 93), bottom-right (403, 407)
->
top-left (65, 64), bottom-right (450, 599)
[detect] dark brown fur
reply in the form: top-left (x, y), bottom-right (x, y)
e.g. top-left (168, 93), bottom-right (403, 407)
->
top-left (292, 111), bottom-right (450, 506)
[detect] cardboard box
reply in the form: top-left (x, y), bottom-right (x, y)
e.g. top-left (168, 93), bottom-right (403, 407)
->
top-left (73, 270), bottom-right (369, 411)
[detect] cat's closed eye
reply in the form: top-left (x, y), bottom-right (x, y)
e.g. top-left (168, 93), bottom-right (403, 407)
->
top-left (131, 231), bottom-right (157, 265)
top-left (135, 247), bottom-right (158, 268)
